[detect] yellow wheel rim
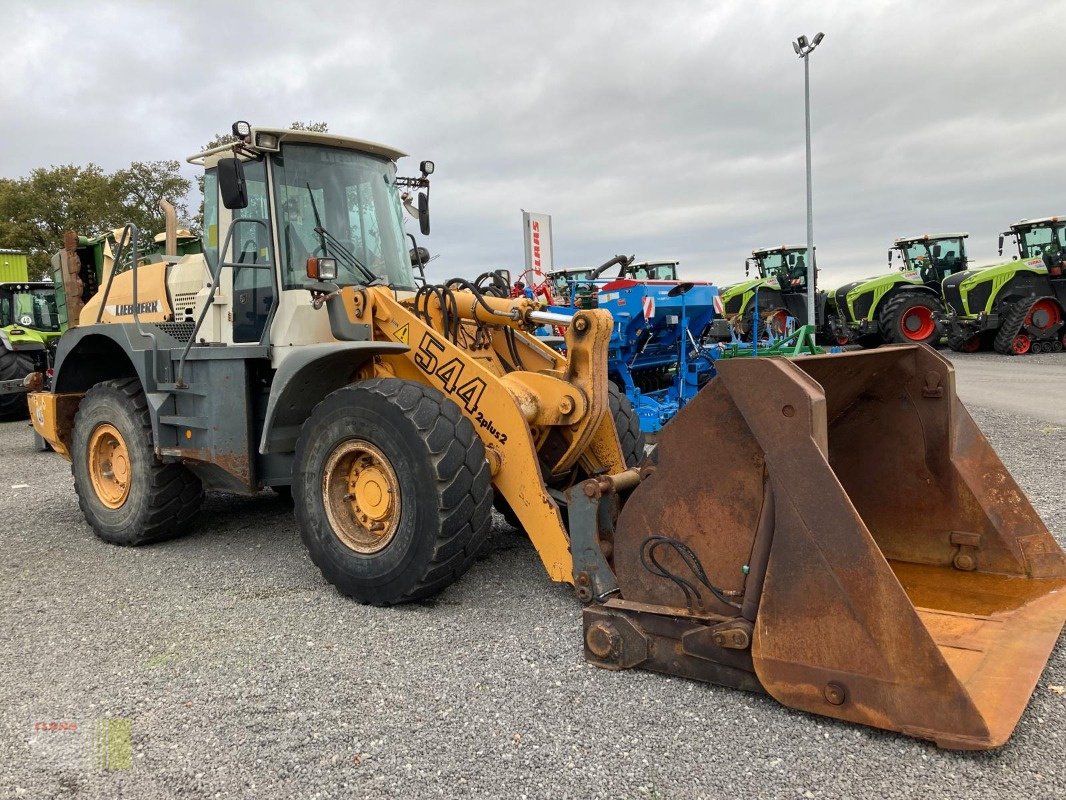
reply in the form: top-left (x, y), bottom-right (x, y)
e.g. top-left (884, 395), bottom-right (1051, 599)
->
top-left (88, 423), bottom-right (132, 509)
top-left (322, 439), bottom-right (401, 554)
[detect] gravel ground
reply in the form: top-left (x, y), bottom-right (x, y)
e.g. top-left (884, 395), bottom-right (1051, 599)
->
top-left (1, 352), bottom-right (1064, 799)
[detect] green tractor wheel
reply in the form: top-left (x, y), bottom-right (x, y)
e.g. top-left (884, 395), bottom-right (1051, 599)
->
top-left (878, 293), bottom-right (942, 346)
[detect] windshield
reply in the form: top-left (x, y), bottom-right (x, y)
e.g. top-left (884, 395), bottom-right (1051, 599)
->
top-left (902, 238), bottom-right (965, 277)
top-left (1017, 224), bottom-right (1066, 259)
top-left (271, 143), bottom-right (415, 290)
top-left (757, 250), bottom-right (808, 285)
top-left (0, 286), bottom-right (60, 332)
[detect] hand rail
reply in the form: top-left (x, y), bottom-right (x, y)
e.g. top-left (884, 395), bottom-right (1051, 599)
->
top-left (174, 218), bottom-right (277, 388)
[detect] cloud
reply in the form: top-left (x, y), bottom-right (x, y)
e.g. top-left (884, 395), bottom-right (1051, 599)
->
top-left (1, 0), bottom-right (1062, 287)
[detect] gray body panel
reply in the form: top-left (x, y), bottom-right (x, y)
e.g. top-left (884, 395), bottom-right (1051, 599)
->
top-left (51, 322), bottom-right (409, 493)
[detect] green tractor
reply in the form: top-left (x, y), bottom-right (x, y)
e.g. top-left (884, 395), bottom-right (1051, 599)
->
top-left (829, 233), bottom-right (969, 348)
top-left (939, 216), bottom-right (1066, 354)
top-left (719, 245), bottom-right (829, 340)
top-left (0, 279), bottom-right (62, 418)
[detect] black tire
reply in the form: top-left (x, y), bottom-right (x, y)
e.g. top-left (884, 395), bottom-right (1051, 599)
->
top-left (994, 299), bottom-right (1031, 355)
top-left (878, 292), bottom-right (942, 346)
top-left (71, 378), bottom-right (204, 545)
top-left (0, 350), bottom-right (33, 420)
top-left (947, 332), bottom-right (981, 353)
top-left (293, 378), bottom-right (492, 606)
top-left (608, 382), bottom-right (646, 467)
top-left (493, 383), bottom-right (645, 531)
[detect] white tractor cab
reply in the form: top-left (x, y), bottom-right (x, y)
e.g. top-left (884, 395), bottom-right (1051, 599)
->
top-left (182, 122), bottom-right (433, 361)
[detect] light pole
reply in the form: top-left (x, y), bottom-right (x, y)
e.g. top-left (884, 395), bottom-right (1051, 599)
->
top-left (792, 32), bottom-right (825, 331)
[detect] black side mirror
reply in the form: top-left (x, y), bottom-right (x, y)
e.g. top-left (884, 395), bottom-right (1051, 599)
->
top-left (744, 261), bottom-right (750, 276)
top-left (218, 158), bottom-right (248, 210)
top-left (997, 235), bottom-right (1004, 256)
top-left (932, 244), bottom-right (942, 258)
top-left (888, 249), bottom-right (893, 266)
top-left (418, 192), bottom-right (430, 236)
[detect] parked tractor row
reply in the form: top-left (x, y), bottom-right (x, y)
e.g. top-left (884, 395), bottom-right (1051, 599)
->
top-left (827, 218), bottom-right (1065, 355)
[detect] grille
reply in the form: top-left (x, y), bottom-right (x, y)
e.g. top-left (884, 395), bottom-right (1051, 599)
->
top-left (942, 274), bottom-right (966, 315)
top-left (834, 286), bottom-right (854, 321)
top-left (171, 292), bottom-right (199, 319)
top-left (152, 321), bottom-right (197, 342)
top-left (967, 282), bottom-right (994, 315)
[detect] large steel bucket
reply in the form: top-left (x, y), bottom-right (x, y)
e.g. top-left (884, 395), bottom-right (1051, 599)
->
top-left (603, 344), bottom-right (1066, 749)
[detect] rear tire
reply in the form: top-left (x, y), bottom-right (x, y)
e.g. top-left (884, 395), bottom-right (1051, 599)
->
top-left (0, 350), bottom-right (33, 420)
top-left (878, 293), bottom-right (941, 346)
top-left (71, 378), bottom-right (203, 545)
top-left (294, 378), bottom-right (492, 605)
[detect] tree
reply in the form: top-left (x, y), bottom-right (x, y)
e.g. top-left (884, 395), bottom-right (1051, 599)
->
top-left (112, 160), bottom-right (191, 237)
top-left (0, 164), bottom-right (118, 279)
top-left (0, 161), bottom-right (191, 280)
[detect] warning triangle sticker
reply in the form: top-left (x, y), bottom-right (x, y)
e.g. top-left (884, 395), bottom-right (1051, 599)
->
top-left (395, 323), bottom-right (410, 345)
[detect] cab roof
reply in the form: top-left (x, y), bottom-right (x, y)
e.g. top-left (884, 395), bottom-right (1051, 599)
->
top-left (1009, 215), bottom-right (1065, 230)
top-left (188, 126), bottom-right (407, 166)
top-left (751, 245), bottom-right (809, 256)
top-left (894, 233), bottom-right (968, 245)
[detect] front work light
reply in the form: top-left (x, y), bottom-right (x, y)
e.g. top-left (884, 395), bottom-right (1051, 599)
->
top-left (307, 256), bottom-right (337, 281)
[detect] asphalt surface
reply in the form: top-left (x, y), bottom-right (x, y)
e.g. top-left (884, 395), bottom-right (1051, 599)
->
top-left (2, 351), bottom-right (1064, 799)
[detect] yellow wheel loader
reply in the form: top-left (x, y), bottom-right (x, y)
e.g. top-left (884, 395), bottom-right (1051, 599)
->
top-left (28, 123), bottom-right (1066, 750)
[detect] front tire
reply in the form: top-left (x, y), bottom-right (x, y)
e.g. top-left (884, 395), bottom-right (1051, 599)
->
top-left (294, 378), bottom-right (492, 605)
top-left (71, 378), bottom-right (203, 545)
top-left (0, 350), bottom-right (34, 420)
top-left (878, 293), bottom-right (942, 346)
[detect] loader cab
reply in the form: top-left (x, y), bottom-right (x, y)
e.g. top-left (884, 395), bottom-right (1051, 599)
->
top-left (891, 234), bottom-right (968, 286)
top-left (1001, 218), bottom-right (1066, 262)
top-left (195, 126), bottom-right (422, 350)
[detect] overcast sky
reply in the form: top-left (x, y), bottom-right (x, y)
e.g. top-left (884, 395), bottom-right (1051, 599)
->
top-left (2, 1), bottom-right (1064, 286)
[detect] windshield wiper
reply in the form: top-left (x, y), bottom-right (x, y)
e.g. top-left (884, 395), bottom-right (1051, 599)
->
top-left (305, 182), bottom-right (380, 285)
top-left (315, 226), bottom-right (381, 285)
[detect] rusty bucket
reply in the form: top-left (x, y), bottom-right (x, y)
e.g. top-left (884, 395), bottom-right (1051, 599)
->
top-left (592, 344), bottom-right (1066, 749)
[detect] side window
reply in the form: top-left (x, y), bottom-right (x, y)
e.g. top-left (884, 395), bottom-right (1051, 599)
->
top-left (228, 160), bottom-right (274, 344)
top-left (202, 169), bottom-right (219, 268)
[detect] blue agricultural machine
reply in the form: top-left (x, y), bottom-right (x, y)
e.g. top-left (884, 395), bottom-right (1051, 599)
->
top-left (598, 277), bottom-right (726, 432)
top-left (541, 256), bottom-right (729, 433)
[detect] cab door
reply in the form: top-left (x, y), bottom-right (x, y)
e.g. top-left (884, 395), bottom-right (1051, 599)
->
top-left (226, 159), bottom-right (277, 344)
